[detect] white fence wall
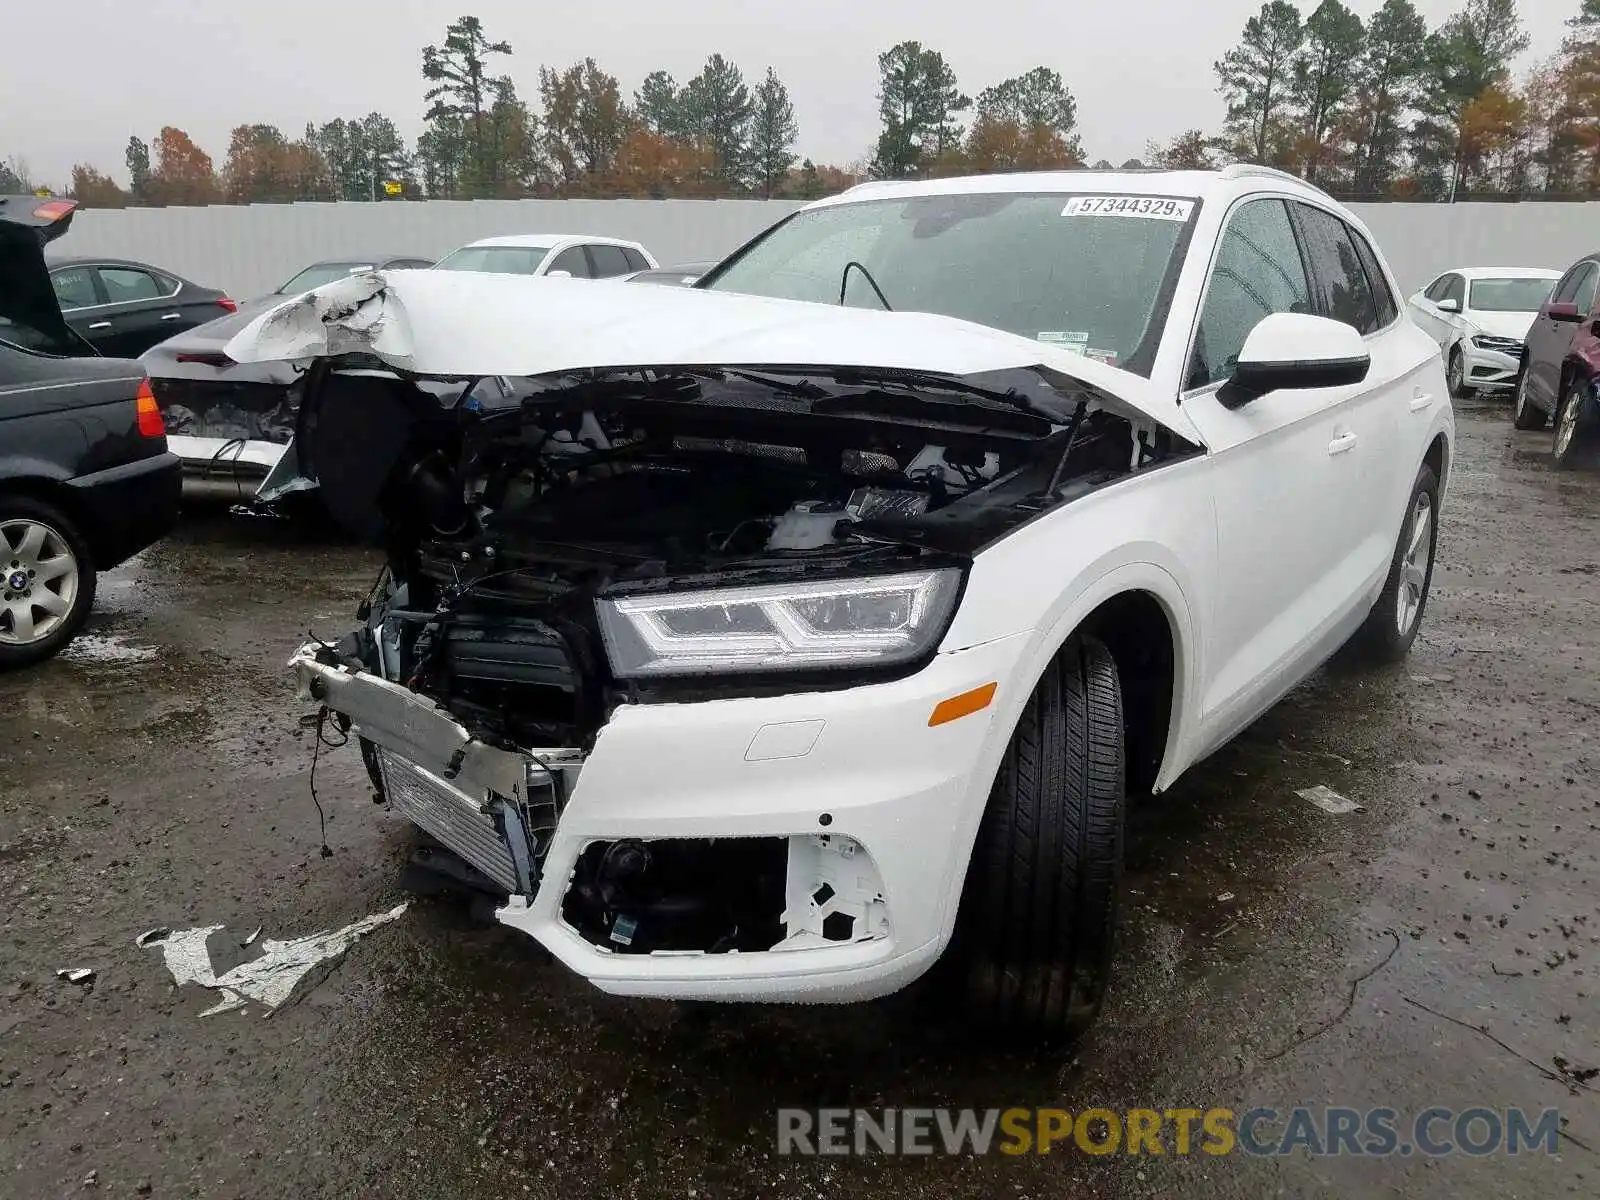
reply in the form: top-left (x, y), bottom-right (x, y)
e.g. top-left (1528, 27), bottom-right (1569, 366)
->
top-left (48, 196), bottom-right (1600, 302)
top-left (52, 199), bottom-right (808, 299)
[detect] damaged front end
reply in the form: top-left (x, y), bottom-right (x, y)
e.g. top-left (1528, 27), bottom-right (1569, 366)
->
top-left (286, 351), bottom-right (1197, 964)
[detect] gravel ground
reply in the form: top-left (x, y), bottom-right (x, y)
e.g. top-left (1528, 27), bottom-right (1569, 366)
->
top-left (1, 395), bottom-right (1596, 1199)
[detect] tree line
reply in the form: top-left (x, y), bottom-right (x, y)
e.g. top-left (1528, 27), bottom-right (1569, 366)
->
top-left (2, 1), bottom-right (1595, 207)
top-left (1168, 0), bottom-right (1600, 200)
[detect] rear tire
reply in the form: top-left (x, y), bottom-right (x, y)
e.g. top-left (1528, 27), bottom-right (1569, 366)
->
top-left (0, 496), bottom-right (97, 670)
top-left (1553, 376), bottom-right (1599, 470)
top-left (948, 636), bottom-right (1125, 1042)
top-left (1512, 369), bottom-right (1546, 430)
top-left (1349, 463), bottom-right (1438, 663)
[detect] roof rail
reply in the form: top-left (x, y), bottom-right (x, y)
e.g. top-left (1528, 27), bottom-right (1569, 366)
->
top-left (1219, 163), bottom-right (1332, 197)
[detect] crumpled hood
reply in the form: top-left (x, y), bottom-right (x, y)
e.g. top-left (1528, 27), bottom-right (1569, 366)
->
top-left (220, 269), bottom-right (1192, 438)
top-left (1465, 309), bottom-right (1539, 342)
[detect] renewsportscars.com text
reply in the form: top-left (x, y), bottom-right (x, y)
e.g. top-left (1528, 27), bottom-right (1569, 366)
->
top-left (776, 1106), bottom-right (1564, 1157)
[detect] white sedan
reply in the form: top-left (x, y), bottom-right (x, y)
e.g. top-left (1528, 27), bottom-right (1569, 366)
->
top-left (224, 166), bottom-right (1452, 1041)
top-left (1406, 266), bottom-right (1561, 398)
top-left (432, 233), bottom-right (657, 280)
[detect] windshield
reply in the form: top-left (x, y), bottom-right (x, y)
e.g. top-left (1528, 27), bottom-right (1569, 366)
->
top-left (702, 192), bottom-right (1195, 374)
top-left (277, 262), bottom-right (375, 294)
top-left (1469, 277), bottom-right (1556, 313)
top-left (433, 245), bottom-right (552, 275)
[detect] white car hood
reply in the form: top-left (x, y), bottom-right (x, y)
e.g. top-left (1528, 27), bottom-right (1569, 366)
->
top-left (1466, 309), bottom-right (1539, 340)
top-left (220, 269), bottom-right (1193, 439)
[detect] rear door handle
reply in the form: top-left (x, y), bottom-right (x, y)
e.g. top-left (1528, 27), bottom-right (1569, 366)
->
top-left (87, 320), bottom-right (112, 330)
top-left (1409, 392), bottom-right (1434, 412)
top-left (1327, 431), bottom-right (1359, 455)
top-left (159, 312), bottom-right (182, 321)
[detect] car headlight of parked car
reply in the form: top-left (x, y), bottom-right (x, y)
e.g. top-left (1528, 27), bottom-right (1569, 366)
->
top-left (597, 568), bottom-right (963, 677)
top-left (1471, 334), bottom-right (1523, 354)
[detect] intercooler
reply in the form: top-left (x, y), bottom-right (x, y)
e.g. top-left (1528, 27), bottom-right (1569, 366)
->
top-left (376, 749), bottom-right (521, 893)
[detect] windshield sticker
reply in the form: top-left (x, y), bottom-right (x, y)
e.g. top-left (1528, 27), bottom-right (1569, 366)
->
top-left (1037, 331), bottom-right (1090, 352)
top-left (1085, 347), bottom-right (1119, 366)
top-left (1062, 196), bottom-right (1194, 221)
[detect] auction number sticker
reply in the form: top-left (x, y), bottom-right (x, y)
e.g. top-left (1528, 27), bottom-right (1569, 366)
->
top-left (1062, 195), bottom-right (1194, 221)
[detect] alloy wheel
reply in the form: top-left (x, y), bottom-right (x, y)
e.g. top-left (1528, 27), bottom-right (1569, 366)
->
top-left (1556, 388), bottom-right (1582, 458)
top-left (1395, 492), bottom-right (1432, 636)
top-left (0, 519), bottom-right (80, 646)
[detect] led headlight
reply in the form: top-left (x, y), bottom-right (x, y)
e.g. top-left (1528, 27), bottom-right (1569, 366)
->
top-left (596, 568), bottom-right (963, 678)
top-left (1471, 335), bottom-right (1522, 353)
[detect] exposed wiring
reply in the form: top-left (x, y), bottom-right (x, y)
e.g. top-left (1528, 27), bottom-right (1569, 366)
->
top-left (300, 705), bottom-right (349, 858)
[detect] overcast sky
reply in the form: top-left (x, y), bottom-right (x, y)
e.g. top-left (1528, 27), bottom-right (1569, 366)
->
top-left (0, 0), bottom-right (1575, 187)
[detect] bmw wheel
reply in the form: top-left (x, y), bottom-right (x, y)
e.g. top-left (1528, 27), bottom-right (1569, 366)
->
top-left (0, 496), bottom-right (97, 670)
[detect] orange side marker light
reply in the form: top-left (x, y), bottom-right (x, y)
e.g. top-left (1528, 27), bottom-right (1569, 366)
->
top-left (928, 682), bottom-right (998, 728)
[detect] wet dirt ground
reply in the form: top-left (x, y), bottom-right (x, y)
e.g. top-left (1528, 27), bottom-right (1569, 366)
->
top-left (2, 395), bottom-right (1597, 1199)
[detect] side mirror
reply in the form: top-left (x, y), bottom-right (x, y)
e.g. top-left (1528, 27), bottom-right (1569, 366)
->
top-left (1548, 301), bottom-right (1582, 323)
top-left (544, 269), bottom-right (574, 279)
top-left (1219, 312), bottom-right (1371, 408)
top-left (1436, 297), bottom-right (1460, 314)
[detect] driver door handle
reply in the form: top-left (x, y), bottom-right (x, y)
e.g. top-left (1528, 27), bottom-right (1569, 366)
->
top-left (159, 312), bottom-right (182, 321)
top-left (1327, 431), bottom-right (1359, 455)
top-left (87, 320), bottom-right (112, 330)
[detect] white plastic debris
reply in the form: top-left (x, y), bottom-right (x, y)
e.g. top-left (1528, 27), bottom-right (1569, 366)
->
top-left (1217, 892), bottom-right (1236, 903)
top-left (241, 926), bottom-right (262, 948)
top-left (135, 927), bottom-right (170, 948)
top-left (1297, 785), bottom-right (1364, 815)
top-left (56, 968), bottom-right (95, 985)
top-left (141, 904), bottom-right (407, 1017)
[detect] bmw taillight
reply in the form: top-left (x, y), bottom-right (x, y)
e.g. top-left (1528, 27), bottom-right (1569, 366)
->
top-left (216, 297), bottom-right (238, 313)
top-left (135, 379), bottom-right (165, 438)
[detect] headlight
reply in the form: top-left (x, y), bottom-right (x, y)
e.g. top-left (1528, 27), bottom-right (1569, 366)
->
top-left (596, 568), bottom-right (962, 677)
top-left (1471, 335), bottom-right (1522, 353)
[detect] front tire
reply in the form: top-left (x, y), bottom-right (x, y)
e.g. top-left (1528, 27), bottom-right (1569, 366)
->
top-left (1553, 376), bottom-right (1598, 470)
top-left (0, 496), bottom-right (97, 670)
top-left (1446, 347), bottom-right (1472, 400)
top-left (1512, 369), bottom-right (1546, 430)
top-left (1349, 463), bottom-right (1439, 663)
top-left (949, 636), bottom-right (1125, 1041)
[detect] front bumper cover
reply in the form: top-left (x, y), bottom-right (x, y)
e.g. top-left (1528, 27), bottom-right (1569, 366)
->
top-left (289, 628), bottom-right (1032, 1003)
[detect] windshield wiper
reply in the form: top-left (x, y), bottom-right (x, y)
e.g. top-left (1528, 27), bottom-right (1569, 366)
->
top-left (839, 261), bottom-right (893, 310)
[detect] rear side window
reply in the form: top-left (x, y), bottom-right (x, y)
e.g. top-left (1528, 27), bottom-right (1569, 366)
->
top-left (586, 245), bottom-right (632, 277)
top-left (51, 267), bottom-right (99, 310)
top-left (547, 246), bottom-right (591, 277)
top-left (99, 267), bottom-right (164, 303)
top-left (621, 247), bottom-right (649, 272)
top-left (1187, 198), bottom-right (1312, 390)
top-left (1293, 203), bottom-right (1380, 334)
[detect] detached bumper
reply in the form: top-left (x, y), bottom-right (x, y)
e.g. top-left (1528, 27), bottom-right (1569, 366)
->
top-left (1463, 345), bottom-right (1522, 390)
top-left (66, 451), bottom-right (181, 570)
top-left (290, 631), bottom-right (1031, 1003)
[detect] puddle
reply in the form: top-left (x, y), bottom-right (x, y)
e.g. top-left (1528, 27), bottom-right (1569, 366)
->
top-left (59, 633), bottom-right (159, 665)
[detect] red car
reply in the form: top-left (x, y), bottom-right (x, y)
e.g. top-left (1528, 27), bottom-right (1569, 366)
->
top-left (1514, 252), bottom-right (1600, 468)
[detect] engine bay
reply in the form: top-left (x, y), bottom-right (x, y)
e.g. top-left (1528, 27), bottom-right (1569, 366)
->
top-left (304, 363), bottom-right (1197, 756)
